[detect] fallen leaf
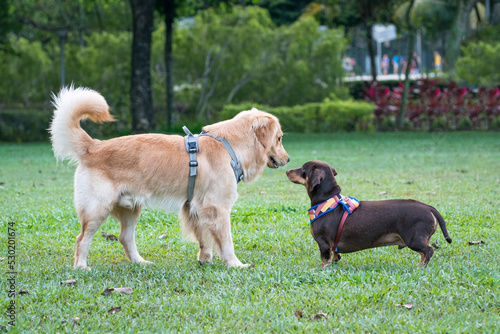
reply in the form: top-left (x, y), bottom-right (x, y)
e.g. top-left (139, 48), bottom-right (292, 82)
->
top-left (468, 240), bottom-right (486, 245)
top-left (101, 287), bottom-right (133, 296)
top-left (260, 191), bottom-right (267, 194)
top-left (406, 181), bottom-right (414, 185)
top-left (378, 191), bottom-right (387, 196)
top-left (294, 310), bottom-right (303, 318)
top-left (16, 290), bottom-right (28, 295)
top-left (73, 317), bottom-right (80, 326)
top-left (157, 233), bottom-right (167, 239)
top-left (60, 279), bottom-right (77, 285)
top-left (101, 287), bottom-right (115, 296)
top-left (0, 257), bottom-right (4, 261)
top-left (108, 307), bottom-right (121, 314)
top-left (431, 242), bottom-right (440, 249)
top-left (101, 232), bottom-right (118, 241)
top-left (396, 302), bottom-right (413, 309)
top-left (313, 312), bottom-right (327, 320)
top-left (113, 287), bottom-right (133, 295)
top-left (373, 182), bottom-right (381, 186)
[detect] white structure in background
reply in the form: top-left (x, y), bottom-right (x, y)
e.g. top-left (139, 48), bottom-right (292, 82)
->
top-left (372, 24), bottom-right (397, 75)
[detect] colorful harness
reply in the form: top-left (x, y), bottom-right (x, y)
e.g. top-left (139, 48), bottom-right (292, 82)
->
top-left (308, 194), bottom-right (360, 253)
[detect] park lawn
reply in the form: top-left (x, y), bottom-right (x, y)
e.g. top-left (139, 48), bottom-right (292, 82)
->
top-left (1, 131), bottom-right (499, 333)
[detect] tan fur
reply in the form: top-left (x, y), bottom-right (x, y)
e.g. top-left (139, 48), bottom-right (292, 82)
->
top-left (50, 86), bottom-right (289, 269)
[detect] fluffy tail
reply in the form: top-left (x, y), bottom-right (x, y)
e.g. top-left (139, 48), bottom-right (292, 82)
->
top-left (49, 86), bottom-right (114, 163)
top-left (430, 207), bottom-right (452, 243)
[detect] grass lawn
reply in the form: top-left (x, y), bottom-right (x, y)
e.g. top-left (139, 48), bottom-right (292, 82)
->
top-left (1, 131), bottom-right (499, 332)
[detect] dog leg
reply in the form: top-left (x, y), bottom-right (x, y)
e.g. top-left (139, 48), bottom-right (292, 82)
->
top-left (408, 243), bottom-right (434, 266)
top-left (317, 239), bottom-right (332, 267)
top-left (195, 226), bottom-right (214, 265)
top-left (113, 206), bottom-right (151, 264)
top-left (74, 211), bottom-right (108, 270)
top-left (180, 205), bottom-right (214, 265)
top-left (205, 208), bottom-right (247, 268)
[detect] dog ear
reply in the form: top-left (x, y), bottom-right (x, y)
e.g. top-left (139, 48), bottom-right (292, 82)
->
top-left (253, 114), bottom-right (275, 148)
top-left (310, 168), bottom-right (325, 189)
top-left (331, 167), bottom-right (338, 176)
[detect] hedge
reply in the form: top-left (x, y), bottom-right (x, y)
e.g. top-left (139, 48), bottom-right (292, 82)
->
top-left (220, 99), bottom-right (374, 132)
top-left (0, 108), bottom-right (125, 143)
top-left (0, 109), bottom-right (52, 142)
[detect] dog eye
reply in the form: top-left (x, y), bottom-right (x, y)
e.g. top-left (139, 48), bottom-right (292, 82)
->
top-left (278, 137), bottom-right (282, 142)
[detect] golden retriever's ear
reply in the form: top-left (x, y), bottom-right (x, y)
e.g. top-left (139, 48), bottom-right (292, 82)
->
top-left (253, 115), bottom-right (275, 148)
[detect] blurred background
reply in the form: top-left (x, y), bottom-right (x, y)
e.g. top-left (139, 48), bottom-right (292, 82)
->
top-left (1, 0), bottom-right (499, 141)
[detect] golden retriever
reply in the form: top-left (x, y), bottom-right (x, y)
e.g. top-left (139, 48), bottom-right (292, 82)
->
top-left (50, 86), bottom-right (289, 269)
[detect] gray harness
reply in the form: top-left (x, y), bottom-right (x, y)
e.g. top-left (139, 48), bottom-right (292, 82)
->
top-left (183, 126), bottom-right (244, 204)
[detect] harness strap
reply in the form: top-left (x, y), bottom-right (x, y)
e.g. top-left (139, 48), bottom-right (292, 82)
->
top-left (201, 131), bottom-right (244, 183)
top-left (334, 210), bottom-right (349, 253)
top-left (333, 196), bottom-right (360, 253)
top-left (183, 126), bottom-right (199, 204)
top-left (182, 126), bottom-right (244, 205)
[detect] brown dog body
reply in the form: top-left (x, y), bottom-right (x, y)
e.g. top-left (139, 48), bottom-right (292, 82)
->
top-left (50, 87), bottom-right (289, 269)
top-left (287, 160), bottom-right (452, 266)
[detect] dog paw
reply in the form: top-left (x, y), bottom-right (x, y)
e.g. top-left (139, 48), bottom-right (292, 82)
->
top-left (227, 262), bottom-right (255, 268)
top-left (74, 265), bottom-right (91, 271)
top-left (198, 260), bottom-right (213, 267)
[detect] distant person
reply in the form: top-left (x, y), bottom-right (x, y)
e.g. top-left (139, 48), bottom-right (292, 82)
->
top-left (392, 55), bottom-right (400, 74)
top-left (434, 51), bottom-right (442, 72)
top-left (381, 54), bottom-right (390, 75)
top-left (411, 51), bottom-right (421, 74)
top-left (343, 56), bottom-right (353, 75)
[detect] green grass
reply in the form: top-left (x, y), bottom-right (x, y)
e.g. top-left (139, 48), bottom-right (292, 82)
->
top-left (1, 132), bottom-right (499, 333)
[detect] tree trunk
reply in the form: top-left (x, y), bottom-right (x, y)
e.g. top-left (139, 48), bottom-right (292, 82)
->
top-left (398, 0), bottom-right (416, 130)
top-left (164, 0), bottom-right (175, 131)
top-left (129, 0), bottom-right (155, 133)
top-left (445, 0), bottom-right (479, 74)
top-left (365, 21), bottom-right (377, 82)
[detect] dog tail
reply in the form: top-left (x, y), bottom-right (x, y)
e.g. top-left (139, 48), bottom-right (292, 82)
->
top-left (49, 86), bottom-right (114, 163)
top-left (430, 206), bottom-right (452, 243)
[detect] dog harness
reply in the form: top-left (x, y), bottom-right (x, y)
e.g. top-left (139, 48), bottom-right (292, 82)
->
top-left (183, 126), bottom-right (244, 204)
top-left (308, 194), bottom-right (360, 253)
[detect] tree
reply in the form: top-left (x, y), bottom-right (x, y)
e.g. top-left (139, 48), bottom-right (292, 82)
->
top-left (331, 0), bottom-right (403, 81)
top-left (397, 0), bottom-right (415, 129)
top-left (171, 6), bottom-right (346, 120)
top-left (129, 0), bottom-right (155, 132)
top-left (445, 0), bottom-right (480, 73)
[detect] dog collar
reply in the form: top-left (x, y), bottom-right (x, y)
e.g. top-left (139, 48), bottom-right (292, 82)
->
top-left (308, 194), bottom-right (360, 224)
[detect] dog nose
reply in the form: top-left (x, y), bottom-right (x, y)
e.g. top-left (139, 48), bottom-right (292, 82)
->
top-left (287, 156), bottom-right (290, 163)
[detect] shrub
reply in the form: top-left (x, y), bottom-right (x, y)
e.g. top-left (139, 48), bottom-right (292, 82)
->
top-left (0, 109), bottom-right (51, 142)
top-left (221, 99), bottom-right (374, 133)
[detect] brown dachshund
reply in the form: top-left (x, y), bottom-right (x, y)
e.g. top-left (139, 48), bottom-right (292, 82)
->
top-left (286, 160), bottom-right (452, 266)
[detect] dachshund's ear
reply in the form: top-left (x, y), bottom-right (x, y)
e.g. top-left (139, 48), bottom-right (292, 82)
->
top-left (310, 168), bottom-right (325, 189)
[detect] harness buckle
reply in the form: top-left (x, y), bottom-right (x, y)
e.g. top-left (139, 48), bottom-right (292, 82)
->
top-left (188, 142), bottom-right (198, 153)
top-left (189, 161), bottom-right (198, 167)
